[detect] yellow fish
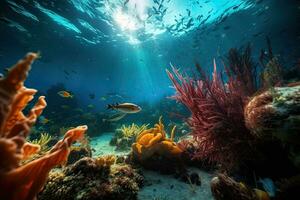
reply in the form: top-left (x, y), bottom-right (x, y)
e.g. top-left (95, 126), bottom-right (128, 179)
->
top-left (58, 91), bottom-right (73, 98)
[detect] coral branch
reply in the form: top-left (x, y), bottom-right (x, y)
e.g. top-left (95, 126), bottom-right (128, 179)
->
top-left (0, 53), bottom-right (88, 200)
top-left (166, 47), bottom-right (258, 171)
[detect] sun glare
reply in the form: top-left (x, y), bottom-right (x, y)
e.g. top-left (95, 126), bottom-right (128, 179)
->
top-left (113, 9), bottom-right (139, 31)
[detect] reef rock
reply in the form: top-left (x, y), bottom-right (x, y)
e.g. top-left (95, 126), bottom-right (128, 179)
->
top-left (67, 145), bottom-right (92, 165)
top-left (210, 174), bottom-right (269, 200)
top-left (39, 156), bottom-right (144, 200)
top-left (245, 84), bottom-right (300, 142)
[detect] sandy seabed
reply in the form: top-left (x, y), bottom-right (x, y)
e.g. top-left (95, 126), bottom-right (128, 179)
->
top-left (90, 133), bottom-right (214, 200)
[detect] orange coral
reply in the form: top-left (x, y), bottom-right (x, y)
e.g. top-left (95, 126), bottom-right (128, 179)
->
top-left (132, 117), bottom-right (182, 161)
top-left (0, 53), bottom-right (88, 200)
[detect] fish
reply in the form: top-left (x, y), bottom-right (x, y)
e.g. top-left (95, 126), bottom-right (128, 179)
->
top-left (89, 93), bottom-right (95, 99)
top-left (74, 108), bottom-right (84, 112)
top-left (107, 103), bottom-right (141, 113)
top-left (124, 0), bottom-right (129, 6)
top-left (57, 91), bottom-right (73, 98)
top-left (102, 112), bottom-right (127, 122)
top-left (39, 116), bottom-right (50, 125)
top-left (61, 105), bottom-right (70, 109)
top-left (87, 104), bottom-right (95, 109)
top-left (100, 96), bottom-right (107, 101)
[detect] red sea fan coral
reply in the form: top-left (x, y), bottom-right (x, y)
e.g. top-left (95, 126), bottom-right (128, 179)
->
top-left (166, 49), bottom-right (257, 171)
top-left (0, 53), bottom-right (88, 200)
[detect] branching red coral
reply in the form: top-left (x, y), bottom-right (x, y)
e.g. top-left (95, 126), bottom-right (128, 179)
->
top-left (166, 47), bottom-right (258, 171)
top-left (0, 53), bottom-right (88, 200)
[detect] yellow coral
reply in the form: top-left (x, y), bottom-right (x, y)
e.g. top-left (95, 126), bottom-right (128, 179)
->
top-left (132, 117), bottom-right (182, 161)
top-left (30, 132), bottom-right (52, 152)
top-left (95, 155), bottom-right (116, 168)
top-left (118, 123), bottom-right (149, 139)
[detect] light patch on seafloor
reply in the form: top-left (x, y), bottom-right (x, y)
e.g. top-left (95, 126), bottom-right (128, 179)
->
top-left (138, 168), bottom-right (214, 200)
top-left (90, 133), bottom-right (130, 157)
top-left (35, 2), bottom-right (81, 34)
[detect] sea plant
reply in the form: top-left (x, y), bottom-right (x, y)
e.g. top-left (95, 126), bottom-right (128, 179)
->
top-left (30, 132), bottom-right (52, 152)
top-left (166, 46), bottom-right (259, 171)
top-left (118, 123), bottom-right (149, 139)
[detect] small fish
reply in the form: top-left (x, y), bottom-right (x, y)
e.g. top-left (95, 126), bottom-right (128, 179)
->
top-left (39, 116), bottom-right (50, 125)
top-left (61, 105), bottom-right (70, 109)
top-left (74, 108), bottom-right (84, 112)
top-left (89, 93), bottom-right (95, 99)
top-left (107, 103), bottom-right (141, 113)
top-left (100, 96), bottom-right (107, 101)
top-left (87, 104), bottom-right (95, 109)
top-left (103, 112), bottom-right (127, 122)
top-left (58, 91), bottom-right (73, 98)
top-left (124, 0), bottom-right (129, 6)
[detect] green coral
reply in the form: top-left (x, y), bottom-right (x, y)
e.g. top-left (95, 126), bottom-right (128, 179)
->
top-left (110, 123), bottom-right (149, 151)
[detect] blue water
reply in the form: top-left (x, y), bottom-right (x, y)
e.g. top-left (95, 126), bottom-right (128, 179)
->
top-left (0, 0), bottom-right (299, 108)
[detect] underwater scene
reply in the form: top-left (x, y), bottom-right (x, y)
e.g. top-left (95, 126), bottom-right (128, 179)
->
top-left (0, 0), bottom-right (300, 200)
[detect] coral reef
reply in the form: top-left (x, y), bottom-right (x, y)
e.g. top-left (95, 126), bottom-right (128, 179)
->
top-left (132, 117), bottom-right (182, 161)
top-left (67, 145), bottom-right (92, 165)
top-left (245, 84), bottom-right (300, 171)
top-left (0, 53), bottom-right (87, 200)
top-left (110, 123), bottom-right (149, 150)
top-left (210, 174), bottom-right (269, 200)
top-left (39, 157), bottom-right (144, 200)
top-left (67, 134), bottom-right (92, 165)
top-left (131, 117), bottom-right (183, 173)
top-left (245, 84), bottom-right (300, 140)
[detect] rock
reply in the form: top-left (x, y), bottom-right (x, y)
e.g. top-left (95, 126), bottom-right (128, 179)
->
top-left (39, 157), bottom-right (144, 200)
top-left (210, 174), bottom-right (269, 200)
top-left (245, 84), bottom-right (300, 143)
top-left (67, 146), bottom-right (92, 165)
top-left (245, 84), bottom-right (300, 169)
top-left (190, 172), bottom-right (201, 186)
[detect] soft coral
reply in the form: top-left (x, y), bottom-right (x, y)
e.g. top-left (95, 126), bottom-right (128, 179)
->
top-left (166, 46), bottom-right (258, 171)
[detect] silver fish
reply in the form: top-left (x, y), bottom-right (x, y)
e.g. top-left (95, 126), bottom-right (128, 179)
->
top-left (103, 112), bottom-right (127, 122)
top-left (107, 103), bottom-right (141, 114)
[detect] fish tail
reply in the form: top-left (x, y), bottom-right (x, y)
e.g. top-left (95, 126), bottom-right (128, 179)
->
top-left (107, 104), bottom-right (114, 110)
